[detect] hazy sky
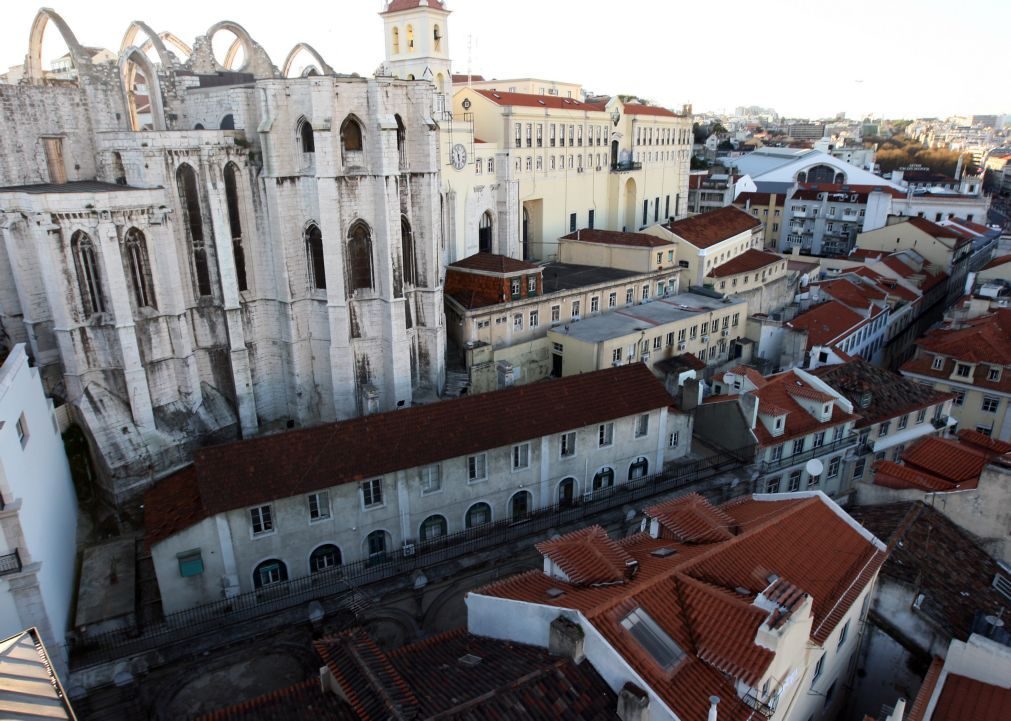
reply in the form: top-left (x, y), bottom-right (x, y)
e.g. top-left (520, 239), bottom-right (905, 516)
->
top-left (3, 0), bottom-right (1007, 119)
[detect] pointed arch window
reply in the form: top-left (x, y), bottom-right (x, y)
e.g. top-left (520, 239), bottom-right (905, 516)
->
top-left (341, 116), bottom-right (363, 153)
top-left (124, 228), bottom-right (156, 309)
top-left (223, 163), bottom-right (248, 292)
top-left (347, 221), bottom-right (374, 295)
top-left (395, 114), bottom-right (407, 167)
top-left (401, 216), bottom-right (416, 286)
top-left (305, 223), bottom-right (326, 291)
top-left (298, 117), bottom-right (314, 153)
top-left (176, 164), bottom-right (212, 297)
top-left (71, 231), bottom-right (105, 316)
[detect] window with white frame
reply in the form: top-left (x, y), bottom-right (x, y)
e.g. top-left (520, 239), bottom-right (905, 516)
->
top-left (571, 300), bottom-right (581, 319)
top-left (599, 422), bottom-right (614, 447)
top-left (626, 288), bottom-right (634, 304)
top-left (560, 431), bottom-right (576, 457)
top-left (897, 414), bottom-right (909, 430)
top-left (989, 367), bottom-right (1002, 382)
top-left (15, 413), bottom-right (28, 449)
top-left (812, 653), bottom-right (825, 685)
top-left (652, 337), bottom-right (661, 350)
top-left (551, 305), bottom-right (560, 322)
top-left (250, 505), bottom-right (273, 535)
top-left (591, 296), bottom-right (600, 313)
top-left (827, 457), bottom-right (840, 478)
top-left (916, 408), bottom-right (926, 424)
top-left (956, 363), bottom-right (971, 378)
top-left (608, 292), bottom-right (617, 308)
top-left (853, 456), bottom-right (866, 479)
top-left (420, 464), bottom-right (441, 494)
top-left (953, 390), bottom-right (965, 406)
top-left (770, 445), bottom-right (783, 461)
top-left (668, 432), bottom-right (679, 448)
top-left (513, 443), bottom-right (530, 470)
top-left (468, 453), bottom-right (487, 481)
top-left (931, 356), bottom-right (944, 370)
top-left (513, 314), bottom-right (523, 330)
top-left (307, 491), bottom-right (331, 521)
top-left (813, 431), bottom-right (825, 448)
top-left (792, 438), bottom-right (805, 455)
top-left (361, 478), bottom-right (383, 508)
top-left (530, 310), bottom-right (539, 328)
top-left (528, 276), bottom-right (537, 292)
top-left (838, 620), bottom-right (850, 650)
top-left (635, 413), bottom-right (649, 438)
top-left (878, 420), bottom-right (890, 437)
top-left (982, 396), bottom-right (1000, 413)
top-left (788, 470), bottom-right (801, 492)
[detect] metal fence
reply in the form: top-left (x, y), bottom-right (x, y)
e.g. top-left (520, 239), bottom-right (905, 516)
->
top-left (70, 449), bottom-right (747, 668)
top-left (0, 548), bottom-right (22, 577)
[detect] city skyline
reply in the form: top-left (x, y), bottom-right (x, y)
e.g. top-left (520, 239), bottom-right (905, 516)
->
top-left (1, 0), bottom-right (1006, 120)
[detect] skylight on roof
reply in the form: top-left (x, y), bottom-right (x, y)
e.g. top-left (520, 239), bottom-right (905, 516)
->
top-left (620, 607), bottom-right (685, 669)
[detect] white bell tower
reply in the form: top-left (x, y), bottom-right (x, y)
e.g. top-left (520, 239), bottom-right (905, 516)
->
top-left (381, 0), bottom-right (452, 114)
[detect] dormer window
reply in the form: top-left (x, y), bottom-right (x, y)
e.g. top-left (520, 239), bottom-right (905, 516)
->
top-left (620, 607), bottom-right (685, 670)
top-left (955, 363), bottom-right (971, 378)
top-left (931, 356), bottom-right (944, 371)
top-left (988, 367), bottom-right (1002, 382)
top-left (775, 417), bottom-right (783, 430)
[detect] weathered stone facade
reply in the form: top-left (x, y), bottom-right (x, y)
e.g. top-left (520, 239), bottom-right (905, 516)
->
top-left (0, 10), bottom-right (446, 502)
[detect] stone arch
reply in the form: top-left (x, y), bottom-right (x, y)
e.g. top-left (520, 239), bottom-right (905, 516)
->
top-left (27, 8), bottom-right (90, 84)
top-left (252, 557), bottom-right (288, 589)
top-left (347, 220), bottom-right (374, 295)
top-left (340, 114), bottom-right (365, 155)
top-left (478, 210), bottom-right (494, 253)
top-left (308, 543), bottom-right (343, 574)
top-left (150, 32), bottom-right (192, 61)
top-left (281, 42), bottom-right (334, 78)
top-left (119, 20), bottom-right (175, 69)
top-left (205, 20), bottom-right (258, 72)
top-left (119, 47), bottom-right (166, 130)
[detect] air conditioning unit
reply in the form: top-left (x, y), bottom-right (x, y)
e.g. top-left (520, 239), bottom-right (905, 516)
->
top-left (721, 329), bottom-right (729, 337)
top-left (701, 335), bottom-right (709, 343)
top-left (677, 342), bottom-right (687, 351)
top-left (402, 542), bottom-right (416, 556)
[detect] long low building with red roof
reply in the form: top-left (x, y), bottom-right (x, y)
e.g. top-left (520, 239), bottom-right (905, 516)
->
top-left (144, 364), bottom-right (692, 614)
top-left (467, 492), bottom-right (886, 721)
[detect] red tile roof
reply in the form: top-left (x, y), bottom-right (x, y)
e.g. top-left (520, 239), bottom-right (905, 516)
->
top-left (749, 370), bottom-right (857, 446)
top-left (193, 678), bottom-right (354, 720)
top-left (733, 192), bottom-right (783, 208)
top-left (815, 278), bottom-right (886, 311)
top-left (930, 674), bottom-right (1011, 721)
top-left (381, 0), bottom-right (447, 13)
top-left (314, 628), bottom-right (622, 720)
top-left (708, 249), bottom-right (783, 278)
top-left (905, 217), bottom-right (972, 247)
top-left (476, 495), bottom-right (884, 721)
top-left (798, 182), bottom-right (906, 199)
top-left (472, 89), bottom-right (607, 112)
top-left (786, 301), bottom-right (866, 348)
top-left (850, 248), bottom-right (887, 261)
top-left (906, 657), bottom-right (944, 721)
top-left (561, 228), bottom-right (672, 248)
top-left (644, 493), bottom-right (736, 543)
top-left (449, 252), bottom-right (540, 274)
top-left (982, 254), bottom-right (1011, 271)
top-left (728, 365), bottom-right (767, 389)
top-left (902, 436), bottom-right (989, 484)
top-left (812, 358), bottom-right (952, 428)
top-left (907, 309), bottom-right (1011, 367)
top-left (871, 461), bottom-right (958, 492)
top-left (956, 428), bottom-right (1011, 454)
top-left (664, 206), bottom-right (761, 249)
top-left (145, 365), bottom-right (673, 547)
top-left (451, 73), bottom-right (485, 83)
top-left (535, 526), bottom-right (634, 585)
top-left (623, 103), bottom-right (679, 117)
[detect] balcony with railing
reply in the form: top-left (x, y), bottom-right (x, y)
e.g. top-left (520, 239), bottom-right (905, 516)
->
top-left (0, 548), bottom-right (22, 577)
top-left (610, 161), bottom-right (642, 172)
top-left (760, 433), bottom-right (858, 473)
top-left (742, 689), bottom-right (779, 718)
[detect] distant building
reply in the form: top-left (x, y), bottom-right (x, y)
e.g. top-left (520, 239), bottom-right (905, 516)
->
top-left (685, 170), bottom-right (755, 215)
top-left (784, 122), bottom-right (826, 139)
top-left (734, 191), bottom-right (786, 249)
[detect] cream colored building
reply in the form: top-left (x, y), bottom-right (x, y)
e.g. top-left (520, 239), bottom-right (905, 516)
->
top-left (558, 228), bottom-right (678, 274)
top-left (645, 205), bottom-right (764, 286)
top-left (547, 291), bottom-right (748, 377)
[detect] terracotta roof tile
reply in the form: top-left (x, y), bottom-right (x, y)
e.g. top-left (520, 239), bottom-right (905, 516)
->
top-left (643, 493), bottom-right (737, 543)
top-left (733, 192), bottom-right (784, 207)
top-left (623, 103), bottom-right (680, 117)
top-left (906, 216), bottom-right (972, 247)
top-left (956, 428), bottom-right (1011, 454)
top-left (473, 89), bottom-right (607, 112)
top-left (145, 365), bottom-right (673, 546)
top-left (708, 249), bottom-right (784, 278)
top-left (449, 252), bottom-right (541, 274)
top-left (381, 0), bottom-right (447, 14)
top-left (728, 366), bottom-right (768, 389)
top-left (786, 300), bottom-right (866, 348)
top-left (930, 673), bottom-right (1011, 721)
top-left (813, 358), bottom-right (952, 428)
top-left (815, 278), bottom-right (886, 311)
top-left (535, 526), bottom-right (634, 585)
top-left (193, 678), bottom-right (355, 720)
top-left (561, 228), bottom-right (672, 248)
top-left (476, 495), bottom-right (884, 720)
top-left (902, 436), bottom-right (988, 484)
top-left (664, 206), bottom-right (761, 249)
top-left (871, 460), bottom-right (956, 492)
top-left (906, 657), bottom-right (944, 721)
top-left (982, 254), bottom-right (1011, 271)
top-left (749, 370), bottom-right (857, 446)
top-left (909, 309), bottom-right (1011, 366)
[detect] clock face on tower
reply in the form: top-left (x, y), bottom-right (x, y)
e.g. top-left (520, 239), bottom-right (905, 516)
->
top-left (450, 143), bottom-right (468, 170)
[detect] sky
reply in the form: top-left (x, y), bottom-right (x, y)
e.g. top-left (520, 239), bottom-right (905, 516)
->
top-left (2, 0), bottom-right (1007, 120)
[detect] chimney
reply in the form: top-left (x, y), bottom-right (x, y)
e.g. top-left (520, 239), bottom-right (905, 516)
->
top-left (617, 682), bottom-right (650, 721)
top-left (885, 698), bottom-right (907, 721)
top-left (707, 695), bottom-right (720, 721)
top-left (548, 616), bottom-right (585, 663)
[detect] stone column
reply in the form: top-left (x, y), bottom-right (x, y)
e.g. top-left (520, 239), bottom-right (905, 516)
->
top-left (94, 217), bottom-right (156, 431)
top-left (0, 215), bottom-right (42, 360)
top-left (202, 158), bottom-right (258, 436)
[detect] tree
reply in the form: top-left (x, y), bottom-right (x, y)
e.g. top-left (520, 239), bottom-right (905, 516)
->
top-left (710, 122), bottom-right (728, 136)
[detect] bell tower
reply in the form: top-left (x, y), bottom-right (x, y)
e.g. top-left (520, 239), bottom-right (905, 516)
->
top-left (381, 0), bottom-right (452, 113)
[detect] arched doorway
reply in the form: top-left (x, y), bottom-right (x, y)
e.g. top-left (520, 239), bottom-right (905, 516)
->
top-left (365, 530), bottom-right (390, 564)
top-left (558, 477), bottom-right (577, 507)
top-left (479, 211), bottom-right (494, 253)
top-left (628, 456), bottom-right (649, 481)
top-left (420, 514), bottom-right (448, 541)
top-left (309, 544), bottom-right (341, 573)
top-left (253, 559), bottom-right (288, 589)
top-left (466, 502), bottom-right (491, 529)
top-left (624, 178), bottom-right (637, 231)
top-left (592, 467), bottom-right (615, 493)
top-left (510, 490), bottom-right (532, 519)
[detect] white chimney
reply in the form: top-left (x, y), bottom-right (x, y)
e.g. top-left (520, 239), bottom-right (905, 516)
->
top-left (886, 698), bottom-right (907, 721)
top-left (708, 695), bottom-right (720, 721)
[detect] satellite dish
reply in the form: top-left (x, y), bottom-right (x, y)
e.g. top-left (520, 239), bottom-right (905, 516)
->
top-left (805, 458), bottom-right (824, 477)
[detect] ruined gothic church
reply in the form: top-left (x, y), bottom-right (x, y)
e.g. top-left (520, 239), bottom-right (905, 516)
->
top-left (0, 7), bottom-right (450, 502)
